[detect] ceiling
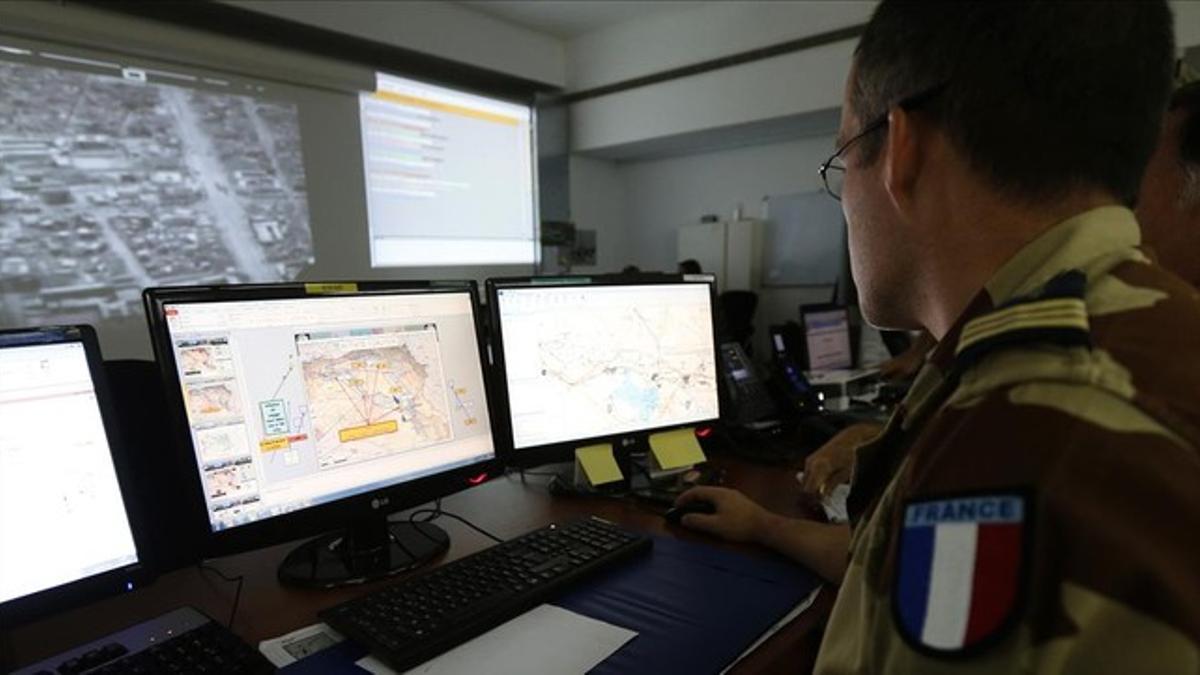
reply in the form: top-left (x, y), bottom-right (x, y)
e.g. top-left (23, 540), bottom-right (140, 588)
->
top-left (457, 1), bottom-right (712, 39)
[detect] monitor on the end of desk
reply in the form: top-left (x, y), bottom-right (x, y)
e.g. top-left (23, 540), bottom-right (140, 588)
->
top-left (143, 282), bottom-right (499, 588)
top-left (0, 326), bottom-right (150, 627)
top-left (487, 275), bottom-right (722, 468)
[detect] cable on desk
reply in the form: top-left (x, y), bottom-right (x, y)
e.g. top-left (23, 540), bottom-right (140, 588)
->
top-left (435, 510), bottom-right (505, 543)
top-left (408, 498), bottom-right (443, 523)
top-left (402, 498), bottom-right (454, 548)
top-left (197, 563), bottom-right (245, 629)
top-left (407, 499), bottom-right (505, 544)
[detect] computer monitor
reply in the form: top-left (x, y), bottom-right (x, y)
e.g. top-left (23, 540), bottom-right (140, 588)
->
top-left (487, 275), bottom-right (722, 468)
top-left (800, 304), bottom-right (853, 371)
top-left (143, 282), bottom-right (498, 587)
top-left (0, 326), bottom-right (150, 627)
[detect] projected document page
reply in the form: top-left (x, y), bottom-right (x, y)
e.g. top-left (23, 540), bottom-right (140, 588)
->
top-left (496, 284), bottom-right (720, 449)
top-left (361, 73), bottom-right (537, 267)
top-left (162, 294), bottom-right (493, 531)
top-left (0, 342), bottom-right (138, 604)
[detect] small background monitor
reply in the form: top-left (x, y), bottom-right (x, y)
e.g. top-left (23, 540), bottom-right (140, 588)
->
top-left (800, 304), bottom-right (853, 371)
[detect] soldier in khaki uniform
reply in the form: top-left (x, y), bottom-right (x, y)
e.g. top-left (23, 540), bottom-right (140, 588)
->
top-left (800, 65), bottom-right (1200, 503)
top-left (815, 205), bottom-right (1200, 673)
top-left (678, 1), bottom-right (1200, 671)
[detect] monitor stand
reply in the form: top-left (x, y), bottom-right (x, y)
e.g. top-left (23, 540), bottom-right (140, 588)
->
top-left (277, 515), bottom-right (449, 588)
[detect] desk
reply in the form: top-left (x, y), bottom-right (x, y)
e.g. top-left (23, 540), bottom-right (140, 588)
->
top-left (3, 456), bottom-right (835, 673)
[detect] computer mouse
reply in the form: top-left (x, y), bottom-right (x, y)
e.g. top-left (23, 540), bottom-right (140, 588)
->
top-left (664, 500), bottom-right (717, 525)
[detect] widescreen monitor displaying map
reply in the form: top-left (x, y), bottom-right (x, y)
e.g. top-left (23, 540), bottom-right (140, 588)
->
top-left (148, 284), bottom-right (494, 533)
top-left (490, 277), bottom-right (721, 455)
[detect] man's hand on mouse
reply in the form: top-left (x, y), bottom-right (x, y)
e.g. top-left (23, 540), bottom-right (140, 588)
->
top-left (673, 486), bottom-right (770, 543)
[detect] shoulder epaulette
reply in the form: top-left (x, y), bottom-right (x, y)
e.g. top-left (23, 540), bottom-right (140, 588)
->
top-left (955, 270), bottom-right (1091, 368)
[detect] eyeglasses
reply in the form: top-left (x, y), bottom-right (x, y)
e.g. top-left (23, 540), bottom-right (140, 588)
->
top-left (818, 82), bottom-right (949, 201)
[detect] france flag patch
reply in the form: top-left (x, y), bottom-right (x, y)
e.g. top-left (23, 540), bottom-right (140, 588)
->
top-left (894, 494), bottom-right (1027, 655)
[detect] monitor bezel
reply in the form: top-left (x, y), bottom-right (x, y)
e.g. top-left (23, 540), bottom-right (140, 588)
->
top-left (0, 325), bottom-right (153, 628)
top-left (486, 273), bottom-right (723, 469)
top-left (142, 281), bottom-right (503, 560)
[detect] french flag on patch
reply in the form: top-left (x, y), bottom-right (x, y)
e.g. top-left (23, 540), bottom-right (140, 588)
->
top-left (895, 494), bottom-right (1026, 654)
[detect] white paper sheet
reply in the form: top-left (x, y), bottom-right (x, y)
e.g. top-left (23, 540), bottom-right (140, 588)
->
top-left (355, 604), bottom-right (638, 675)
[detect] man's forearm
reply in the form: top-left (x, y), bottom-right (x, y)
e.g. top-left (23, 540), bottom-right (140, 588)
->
top-left (755, 513), bottom-right (851, 585)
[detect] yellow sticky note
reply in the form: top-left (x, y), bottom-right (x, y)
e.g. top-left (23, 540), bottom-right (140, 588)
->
top-left (304, 282), bottom-right (359, 295)
top-left (576, 443), bottom-right (623, 486)
top-left (649, 428), bottom-right (706, 470)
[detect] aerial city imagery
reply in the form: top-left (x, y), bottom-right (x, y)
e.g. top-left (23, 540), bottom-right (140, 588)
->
top-left (0, 59), bottom-right (313, 328)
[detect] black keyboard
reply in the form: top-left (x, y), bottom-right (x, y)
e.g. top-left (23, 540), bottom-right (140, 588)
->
top-left (12, 606), bottom-right (274, 675)
top-left (320, 516), bottom-right (651, 673)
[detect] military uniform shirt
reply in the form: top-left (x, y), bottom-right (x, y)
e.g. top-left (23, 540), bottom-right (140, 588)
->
top-left (815, 206), bottom-right (1200, 674)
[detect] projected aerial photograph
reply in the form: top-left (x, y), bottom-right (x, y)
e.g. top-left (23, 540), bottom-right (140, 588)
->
top-left (0, 60), bottom-right (314, 327)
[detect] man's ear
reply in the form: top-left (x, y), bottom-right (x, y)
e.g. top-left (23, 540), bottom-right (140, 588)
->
top-left (883, 107), bottom-right (923, 214)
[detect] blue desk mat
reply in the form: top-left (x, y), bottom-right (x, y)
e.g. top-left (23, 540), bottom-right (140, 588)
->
top-left (555, 535), bottom-right (820, 674)
top-left (283, 535), bottom-right (820, 674)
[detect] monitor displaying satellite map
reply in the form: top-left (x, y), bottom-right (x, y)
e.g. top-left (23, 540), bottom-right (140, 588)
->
top-left (495, 283), bottom-right (720, 449)
top-left (160, 291), bottom-right (492, 531)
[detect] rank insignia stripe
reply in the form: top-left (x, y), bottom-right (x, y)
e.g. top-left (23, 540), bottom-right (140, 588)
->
top-left (955, 270), bottom-right (1093, 367)
top-left (956, 297), bottom-right (1089, 357)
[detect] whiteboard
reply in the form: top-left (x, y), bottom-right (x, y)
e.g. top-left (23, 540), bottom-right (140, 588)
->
top-left (761, 191), bottom-right (846, 287)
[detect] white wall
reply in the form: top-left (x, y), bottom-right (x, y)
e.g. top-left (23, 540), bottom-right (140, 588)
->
top-left (621, 136), bottom-right (831, 270)
top-left (567, 0), bottom-right (1200, 154)
top-left (571, 41), bottom-right (853, 154)
top-left (569, 0), bottom-right (1196, 93)
top-left (566, 1), bottom-right (871, 154)
top-left (567, 156), bottom-right (630, 274)
top-left (224, 0), bottom-right (566, 87)
top-left (616, 134), bottom-right (839, 354)
top-left (567, 1), bottom-right (874, 91)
